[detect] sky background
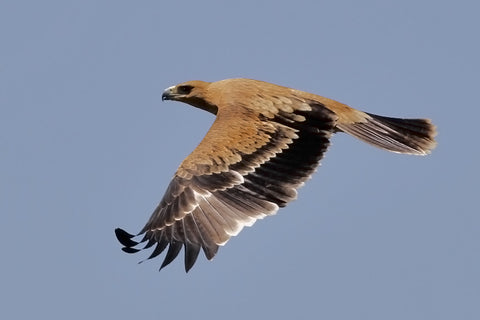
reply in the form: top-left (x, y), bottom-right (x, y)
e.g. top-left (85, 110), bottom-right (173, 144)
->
top-left (1, 1), bottom-right (479, 319)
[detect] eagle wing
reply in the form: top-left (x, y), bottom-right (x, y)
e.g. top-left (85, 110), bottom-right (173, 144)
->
top-left (116, 98), bottom-right (338, 272)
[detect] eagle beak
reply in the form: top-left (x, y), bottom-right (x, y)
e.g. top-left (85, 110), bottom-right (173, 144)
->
top-left (162, 86), bottom-right (175, 101)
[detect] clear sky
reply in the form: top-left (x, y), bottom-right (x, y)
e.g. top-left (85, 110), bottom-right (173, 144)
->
top-left (1, 1), bottom-right (479, 319)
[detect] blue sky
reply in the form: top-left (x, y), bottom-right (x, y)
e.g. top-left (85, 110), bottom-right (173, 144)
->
top-left (1, 1), bottom-right (479, 319)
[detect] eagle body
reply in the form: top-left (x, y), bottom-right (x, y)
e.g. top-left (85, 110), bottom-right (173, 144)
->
top-left (116, 78), bottom-right (437, 272)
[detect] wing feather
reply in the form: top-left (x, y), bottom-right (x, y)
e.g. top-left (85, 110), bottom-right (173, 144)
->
top-left (116, 99), bottom-right (338, 271)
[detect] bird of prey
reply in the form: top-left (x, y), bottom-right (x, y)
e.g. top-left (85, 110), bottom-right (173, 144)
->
top-left (115, 78), bottom-right (437, 272)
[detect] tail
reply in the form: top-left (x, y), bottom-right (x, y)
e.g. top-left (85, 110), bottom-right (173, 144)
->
top-left (337, 112), bottom-right (437, 155)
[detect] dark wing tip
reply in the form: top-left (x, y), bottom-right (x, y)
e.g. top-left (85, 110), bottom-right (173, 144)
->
top-left (115, 227), bottom-right (208, 272)
top-left (115, 228), bottom-right (139, 247)
top-left (184, 242), bottom-right (201, 273)
top-left (122, 247), bottom-right (141, 254)
top-left (159, 240), bottom-right (183, 271)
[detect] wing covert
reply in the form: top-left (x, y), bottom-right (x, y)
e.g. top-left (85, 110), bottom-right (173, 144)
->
top-left (116, 100), bottom-right (338, 271)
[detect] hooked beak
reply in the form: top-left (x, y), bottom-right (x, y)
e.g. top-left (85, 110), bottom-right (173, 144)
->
top-left (162, 86), bottom-right (175, 101)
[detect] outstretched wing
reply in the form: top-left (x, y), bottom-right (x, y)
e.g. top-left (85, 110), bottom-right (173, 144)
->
top-left (116, 100), bottom-right (338, 272)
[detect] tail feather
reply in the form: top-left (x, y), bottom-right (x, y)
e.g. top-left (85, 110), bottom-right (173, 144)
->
top-left (337, 112), bottom-right (437, 155)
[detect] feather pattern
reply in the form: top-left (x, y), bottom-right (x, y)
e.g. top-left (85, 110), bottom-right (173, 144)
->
top-left (116, 99), bottom-right (338, 272)
top-left (115, 78), bottom-right (436, 272)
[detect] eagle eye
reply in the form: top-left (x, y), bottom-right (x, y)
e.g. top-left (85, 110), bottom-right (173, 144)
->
top-left (177, 85), bottom-right (193, 95)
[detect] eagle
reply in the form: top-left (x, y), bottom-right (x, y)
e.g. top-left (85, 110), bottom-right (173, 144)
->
top-left (115, 78), bottom-right (437, 272)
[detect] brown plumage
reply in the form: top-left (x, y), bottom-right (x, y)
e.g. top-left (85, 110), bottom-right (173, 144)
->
top-left (115, 78), bottom-right (437, 272)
